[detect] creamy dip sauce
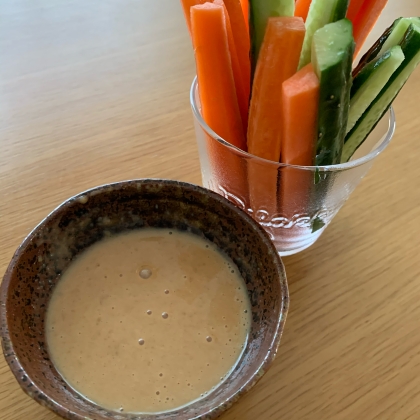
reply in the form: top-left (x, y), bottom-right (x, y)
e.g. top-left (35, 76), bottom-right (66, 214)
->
top-left (46, 228), bottom-right (251, 413)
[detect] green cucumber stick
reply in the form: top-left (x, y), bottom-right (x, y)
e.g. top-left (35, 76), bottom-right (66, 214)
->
top-left (347, 46), bottom-right (405, 133)
top-left (379, 17), bottom-right (420, 55)
top-left (343, 23), bottom-right (420, 162)
top-left (298, 0), bottom-right (349, 70)
top-left (312, 19), bottom-right (354, 166)
top-left (354, 17), bottom-right (420, 75)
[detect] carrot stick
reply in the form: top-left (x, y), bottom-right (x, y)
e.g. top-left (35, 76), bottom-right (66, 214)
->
top-left (248, 17), bottom-right (306, 161)
top-left (213, 0), bottom-right (249, 133)
top-left (346, 0), bottom-right (365, 22)
top-left (240, 0), bottom-right (248, 24)
top-left (353, 0), bottom-right (388, 57)
top-left (247, 17), bottom-right (305, 215)
top-left (180, 0), bottom-right (205, 34)
top-left (223, 0), bottom-right (251, 114)
top-left (295, 0), bottom-right (312, 22)
top-left (191, 3), bottom-right (246, 150)
top-left (181, 0), bottom-right (250, 132)
top-left (182, 0), bottom-right (250, 91)
top-left (281, 64), bottom-right (319, 166)
top-left (280, 64), bottom-right (319, 218)
top-left (191, 3), bottom-right (249, 206)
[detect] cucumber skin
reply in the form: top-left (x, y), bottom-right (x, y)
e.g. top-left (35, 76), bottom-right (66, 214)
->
top-left (353, 17), bottom-right (420, 77)
top-left (249, 0), bottom-right (294, 71)
top-left (378, 17), bottom-right (420, 55)
top-left (343, 24), bottom-right (420, 162)
top-left (353, 21), bottom-right (397, 76)
top-left (351, 49), bottom-right (394, 97)
top-left (347, 46), bottom-right (404, 133)
top-left (332, 0), bottom-right (350, 21)
top-left (314, 20), bottom-right (355, 166)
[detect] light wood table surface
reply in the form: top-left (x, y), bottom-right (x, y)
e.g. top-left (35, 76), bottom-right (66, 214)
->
top-left (1, 1), bottom-right (420, 419)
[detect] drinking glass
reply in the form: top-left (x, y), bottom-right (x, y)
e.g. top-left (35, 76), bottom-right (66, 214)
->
top-left (190, 77), bottom-right (395, 256)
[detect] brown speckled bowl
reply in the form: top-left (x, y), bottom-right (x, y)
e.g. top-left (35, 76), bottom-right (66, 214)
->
top-left (0, 179), bottom-right (288, 420)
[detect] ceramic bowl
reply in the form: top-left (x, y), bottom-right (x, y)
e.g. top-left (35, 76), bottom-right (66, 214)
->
top-left (0, 179), bottom-right (288, 420)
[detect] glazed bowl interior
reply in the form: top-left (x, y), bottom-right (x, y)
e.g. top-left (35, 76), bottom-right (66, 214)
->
top-left (0, 179), bottom-right (288, 420)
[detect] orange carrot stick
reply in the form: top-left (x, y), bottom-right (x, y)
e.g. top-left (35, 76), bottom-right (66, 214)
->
top-left (191, 3), bottom-right (249, 206)
top-left (280, 64), bottom-right (319, 218)
top-left (295, 0), bottom-right (312, 22)
top-left (181, 0), bottom-right (205, 34)
top-left (213, 0), bottom-right (248, 133)
top-left (181, 0), bottom-right (249, 132)
top-left (353, 0), bottom-right (388, 57)
top-left (281, 64), bottom-right (319, 166)
top-left (240, 0), bottom-right (248, 24)
top-left (191, 3), bottom-right (246, 150)
top-left (247, 17), bottom-right (305, 215)
top-left (223, 0), bottom-right (251, 112)
top-left (346, 0), bottom-right (365, 22)
top-left (248, 17), bottom-right (305, 161)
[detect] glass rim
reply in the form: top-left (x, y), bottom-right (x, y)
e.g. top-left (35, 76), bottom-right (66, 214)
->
top-left (190, 76), bottom-right (396, 172)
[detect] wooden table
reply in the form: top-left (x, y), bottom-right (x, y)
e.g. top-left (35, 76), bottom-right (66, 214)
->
top-left (1, 1), bottom-right (420, 419)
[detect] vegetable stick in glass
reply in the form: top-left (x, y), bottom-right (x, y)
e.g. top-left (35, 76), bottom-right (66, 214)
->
top-left (347, 45), bottom-right (404, 133)
top-left (312, 19), bottom-right (354, 165)
top-left (249, 0), bottom-right (295, 70)
top-left (240, 0), bottom-right (249, 28)
top-left (343, 23), bottom-right (420, 161)
top-left (180, 0), bottom-right (249, 132)
top-left (298, 0), bottom-right (350, 69)
top-left (213, 0), bottom-right (249, 133)
top-left (191, 3), bottom-right (249, 204)
top-left (191, 3), bottom-right (246, 149)
top-left (346, 0), bottom-right (365, 21)
top-left (280, 64), bottom-right (319, 218)
top-left (220, 0), bottom-right (251, 124)
top-left (247, 17), bottom-right (305, 214)
top-left (353, 0), bottom-right (388, 58)
top-left (295, 0), bottom-right (312, 22)
top-left (181, 0), bottom-right (205, 34)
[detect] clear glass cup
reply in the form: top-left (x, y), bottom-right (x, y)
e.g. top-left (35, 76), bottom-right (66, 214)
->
top-left (190, 77), bottom-right (395, 256)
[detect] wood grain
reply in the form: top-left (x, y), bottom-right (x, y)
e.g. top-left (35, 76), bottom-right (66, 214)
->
top-left (1, 1), bottom-right (419, 419)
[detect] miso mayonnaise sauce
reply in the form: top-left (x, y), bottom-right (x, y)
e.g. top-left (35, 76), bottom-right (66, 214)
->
top-left (46, 228), bottom-right (251, 413)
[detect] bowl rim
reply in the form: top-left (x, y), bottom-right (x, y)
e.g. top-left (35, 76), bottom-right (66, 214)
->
top-left (0, 178), bottom-right (289, 420)
top-left (190, 76), bottom-right (396, 172)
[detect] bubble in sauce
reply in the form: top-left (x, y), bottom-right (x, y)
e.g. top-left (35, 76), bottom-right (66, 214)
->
top-left (139, 269), bottom-right (152, 279)
top-left (147, 310), bottom-right (152, 315)
top-left (164, 290), bottom-right (169, 294)
top-left (206, 336), bottom-right (212, 343)
top-left (138, 339), bottom-right (145, 346)
top-left (162, 312), bottom-right (169, 319)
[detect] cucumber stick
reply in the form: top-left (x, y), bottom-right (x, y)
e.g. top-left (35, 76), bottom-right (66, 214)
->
top-left (347, 46), bottom-right (405, 133)
top-left (298, 0), bottom-right (349, 69)
top-left (379, 17), bottom-right (420, 56)
top-left (354, 17), bottom-right (420, 75)
top-left (249, 0), bottom-right (294, 69)
top-left (342, 24), bottom-right (420, 162)
top-left (312, 19), bottom-right (354, 166)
